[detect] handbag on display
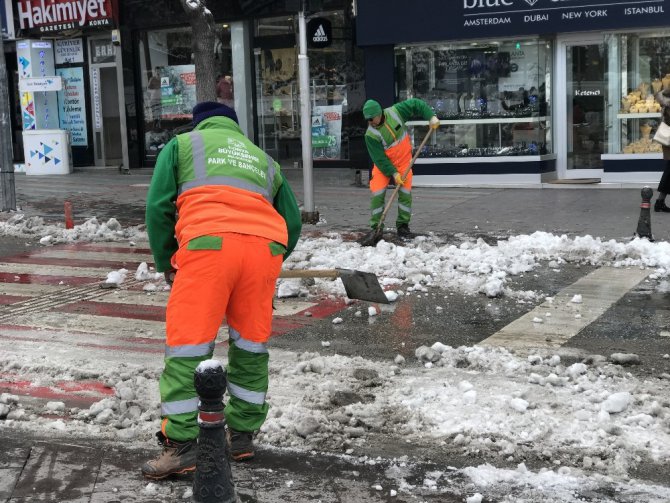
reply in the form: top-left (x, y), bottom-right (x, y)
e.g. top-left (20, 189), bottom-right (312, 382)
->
top-left (653, 121), bottom-right (670, 147)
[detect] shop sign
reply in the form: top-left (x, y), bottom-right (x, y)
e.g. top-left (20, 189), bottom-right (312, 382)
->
top-left (91, 67), bottom-right (101, 130)
top-left (307, 18), bottom-right (332, 49)
top-left (358, 0), bottom-right (670, 45)
top-left (56, 67), bottom-right (88, 146)
top-left (575, 89), bottom-right (602, 97)
top-left (17, 0), bottom-right (117, 33)
top-left (55, 38), bottom-right (83, 64)
top-left (90, 38), bottom-right (115, 63)
top-left (19, 76), bottom-right (63, 92)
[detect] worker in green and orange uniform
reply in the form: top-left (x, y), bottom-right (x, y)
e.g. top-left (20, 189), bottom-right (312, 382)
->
top-left (142, 102), bottom-right (301, 479)
top-left (363, 98), bottom-right (439, 238)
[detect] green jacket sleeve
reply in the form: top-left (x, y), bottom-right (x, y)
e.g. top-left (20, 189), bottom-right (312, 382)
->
top-left (273, 172), bottom-right (302, 260)
top-left (394, 98), bottom-right (435, 122)
top-left (145, 138), bottom-right (179, 272)
top-left (365, 134), bottom-right (398, 177)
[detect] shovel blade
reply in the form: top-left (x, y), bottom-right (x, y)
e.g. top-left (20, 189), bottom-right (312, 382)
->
top-left (337, 269), bottom-right (389, 304)
top-left (357, 228), bottom-right (383, 247)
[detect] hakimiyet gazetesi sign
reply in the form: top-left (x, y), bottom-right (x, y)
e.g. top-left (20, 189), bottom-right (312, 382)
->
top-left (17, 0), bottom-right (117, 33)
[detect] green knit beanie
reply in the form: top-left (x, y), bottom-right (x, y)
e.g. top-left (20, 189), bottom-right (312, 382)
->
top-left (363, 99), bottom-right (382, 120)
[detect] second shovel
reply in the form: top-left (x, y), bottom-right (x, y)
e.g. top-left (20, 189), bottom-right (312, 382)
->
top-left (279, 269), bottom-right (389, 304)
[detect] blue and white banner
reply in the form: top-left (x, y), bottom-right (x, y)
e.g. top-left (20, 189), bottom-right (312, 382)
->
top-left (56, 67), bottom-right (88, 147)
top-left (358, 0), bottom-right (670, 45)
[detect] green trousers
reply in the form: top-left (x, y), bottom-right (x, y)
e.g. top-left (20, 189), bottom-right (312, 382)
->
top-left (370, 186), bottom-right (412, 229)
top-left (159, 341), bottom-right (269, 442)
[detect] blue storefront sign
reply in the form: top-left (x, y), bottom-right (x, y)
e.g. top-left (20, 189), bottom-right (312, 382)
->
top-left (358, 0), bottom-right (670, 45)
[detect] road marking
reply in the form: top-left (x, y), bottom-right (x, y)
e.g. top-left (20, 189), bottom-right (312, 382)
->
top-left (0, 242), bottom-right (346, 412)
top-left (481, 267), bottom-right (650, 350)
top-left (0, 262), bottom-right (113, 278)
top-left (31, 249), bottom-right (154, 263)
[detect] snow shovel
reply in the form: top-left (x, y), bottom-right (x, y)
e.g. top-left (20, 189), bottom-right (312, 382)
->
top-left (359, 126), bottom-right (435, 247)
top-left (279, 269), bottom-right (389, 304)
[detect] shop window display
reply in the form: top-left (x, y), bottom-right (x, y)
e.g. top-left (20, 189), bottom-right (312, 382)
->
top-left (254, 12), bottom-right (364, 162)
top-left (615, 31), bottom-right (670, 155)
top-left (395, 38), bottom-right (552, 159)
top-left (138, 26), bottom-right (233, 162)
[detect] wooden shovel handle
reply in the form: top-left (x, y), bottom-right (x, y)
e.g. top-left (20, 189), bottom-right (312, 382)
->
top-left (279, 269), bottom-right (339, 279)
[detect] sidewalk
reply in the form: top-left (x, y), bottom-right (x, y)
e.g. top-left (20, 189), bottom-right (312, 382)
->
top-left (9, 166), bottom-right (667, 242)
top-left (2, 430), bottom-right (452, 503)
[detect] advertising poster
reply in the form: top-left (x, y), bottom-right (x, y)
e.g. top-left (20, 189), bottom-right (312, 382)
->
top-left (56, 67), bottom-right (88, 146)
top-left (312, 105), bottom-right (342, 159)
top-left (160, 65), bottom-right (197, 120)
top-left (55, 38), bottom-right (84, 64)
top-left (498, 44), bottom-right (540, 93)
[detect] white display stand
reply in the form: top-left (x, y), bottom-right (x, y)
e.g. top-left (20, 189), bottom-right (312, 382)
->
top-left (22, 129), bottom-right (73, 175)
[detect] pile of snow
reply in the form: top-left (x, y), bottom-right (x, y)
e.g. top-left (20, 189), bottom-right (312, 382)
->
top-left (0, 213), bottom-right (146, 244)
top-left (282, 232), bottom-right (670, 298)
top-left (3, 341), bottom-right (664, 484)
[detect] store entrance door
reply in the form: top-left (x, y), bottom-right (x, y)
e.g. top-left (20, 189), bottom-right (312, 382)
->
top-left (89, 36), bottom-right (128, 169)
top-left (556, 36), bottom-right (609, 179)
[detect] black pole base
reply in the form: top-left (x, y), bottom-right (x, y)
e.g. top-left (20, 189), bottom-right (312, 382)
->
top-left (193, 360), bottom-right (237, 503)
top-left (635, 187), bottom-right (654, 241)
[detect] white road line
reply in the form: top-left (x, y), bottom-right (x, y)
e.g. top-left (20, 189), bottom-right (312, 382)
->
top-left (96, 289), bottom-right (170, 307)
top-left (34, 250), bottom-right (154, 263)
top-left (273, 299), bottom-right (317, 316)
top-left (481, 267), bottom-right (650, 350)
top-left (0, 262), bottom-right (112, 278)
top-left (10, 311), bottom-right (167, 338)
top-left (0, 283), bottom-right (63, 297)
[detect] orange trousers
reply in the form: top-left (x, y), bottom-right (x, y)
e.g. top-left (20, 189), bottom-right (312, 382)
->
top-left (160, 232), bottom-right (283, 441)
top-left (166, 232), bottom-right (282, 346)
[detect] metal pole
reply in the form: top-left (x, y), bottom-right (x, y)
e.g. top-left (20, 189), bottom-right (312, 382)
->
top-left (0, 32), bottom-right (17, 211)
top-left (298, 8), bottom-right (319, 223)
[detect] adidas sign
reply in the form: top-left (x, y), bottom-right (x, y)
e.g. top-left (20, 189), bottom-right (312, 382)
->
top-left (312, 25), bottom-right (328, 43)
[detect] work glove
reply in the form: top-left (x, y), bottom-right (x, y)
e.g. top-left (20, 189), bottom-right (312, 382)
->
top-left (164, 269), bottom-right (176, 286)
top-left (429, 115), bottom-right (440, 129)
top-left (393, 172), bottom-right (404, 187)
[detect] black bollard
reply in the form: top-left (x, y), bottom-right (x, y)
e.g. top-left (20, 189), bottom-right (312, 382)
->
top-left (635, 186), bottom-right (654, 241)
top-left (193, 360), bottom-right (236, 503)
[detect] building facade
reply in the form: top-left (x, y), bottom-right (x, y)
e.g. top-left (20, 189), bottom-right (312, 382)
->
top-left (3, 0), bottom-right (366, 171)
top-left (357, 0), bottom-right (670, 186)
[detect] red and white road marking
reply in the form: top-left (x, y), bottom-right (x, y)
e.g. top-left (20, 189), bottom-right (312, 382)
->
top-left (0, 242), bottom-right (345, 412)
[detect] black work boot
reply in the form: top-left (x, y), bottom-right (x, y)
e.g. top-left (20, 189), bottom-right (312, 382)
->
top-left (397, 224), bottom-right (415, 239)
top-left (141, 431), bottom-right (197, 479)
top-left (226, 428), bottom-right (255, 461)
top-left (655, 199), bottom-right (670, 213)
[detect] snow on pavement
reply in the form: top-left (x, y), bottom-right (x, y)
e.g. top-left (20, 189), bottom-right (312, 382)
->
top-left (0, 215), bottom-right (669, 501)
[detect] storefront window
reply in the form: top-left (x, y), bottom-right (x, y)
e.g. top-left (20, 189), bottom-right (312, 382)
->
top-left (254, 11), bottom-right (364, 164)
top-left (138, 25), bottom-right (233, 162)
top-left (395, 38), bottom-right (553, 158)
top-left (615, 31), bottom-right (670, 155)
top-left (308, 11), bottom-right (365, 162)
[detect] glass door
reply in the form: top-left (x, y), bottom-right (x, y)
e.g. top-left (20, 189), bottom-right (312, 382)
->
top-left (556, 36), bottom-right (608, 178)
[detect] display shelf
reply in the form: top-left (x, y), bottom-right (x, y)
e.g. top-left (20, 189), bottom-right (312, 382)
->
top-left (616, 112), bottom-right (662, 120)
top-left (406, 117), bottom-right (547, 126)
top-left (415, 154), bottom-right (556, 164)
top-left (601, 153), bottom-right (662, 160)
